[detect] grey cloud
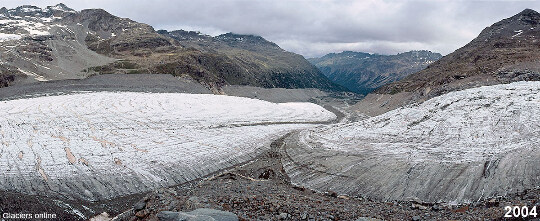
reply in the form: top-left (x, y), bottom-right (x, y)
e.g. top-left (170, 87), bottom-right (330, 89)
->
top-left (3, 0), bottom-right (539, 57)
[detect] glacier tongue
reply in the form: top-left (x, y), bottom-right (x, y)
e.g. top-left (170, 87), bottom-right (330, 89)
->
top-left (284, 81), bottom-right (540, 203)
top-left (0, 92), bottom-right (335, 200)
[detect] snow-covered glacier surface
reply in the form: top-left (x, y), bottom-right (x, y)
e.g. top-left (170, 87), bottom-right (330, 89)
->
top-left (284, 81), bottom-right (539, 203)
top-left (0, 92), bottom-right (335, 200)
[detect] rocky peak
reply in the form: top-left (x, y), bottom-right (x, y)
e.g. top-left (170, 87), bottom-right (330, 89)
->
top-left (10, 5), bottom-right (46, 17)
top-left (164, 30), bottom-right (212, 41)
top-left (0, 7), bottom-right (8, 16)
top-left (0, 4), bottom-right (76, 20)
top-left (339, 51), bottom-right (372, 58)
top-left (474, 8), bottom-right (540, 44)
top-left (45, 3), bottom-right (76, 17)
top-left (46, 3), bottom-right (75, 12)
top-left (215, 32), bottom-right (279, 48)
top-left (79, 8), bottom-right (112, 17)
top-left (75, 8), bottom-right (115, 23)
top-left (64, 8), bottom-right (155, 35)
top-left (163, 31), bottom-right (280, 49)
top-left (309, 51), bottom-right (373, 65)
top-left (14, 5), bottom-right (42, 11)
top-left (516, 8), bottom-right (540, 23)
top-left (396, 50), bottom-right (442, 60)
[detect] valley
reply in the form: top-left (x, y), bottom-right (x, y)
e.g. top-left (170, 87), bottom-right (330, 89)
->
top-left (0, 3), bottom-right (539, 221)
top-left (309, 51), bottom-right (442, 94)
top-left (0, 74), bottom-right (537, 221)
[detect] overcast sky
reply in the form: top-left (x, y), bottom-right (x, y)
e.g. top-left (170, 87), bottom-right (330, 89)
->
top-left (2, 0), bottom-right (539, 57)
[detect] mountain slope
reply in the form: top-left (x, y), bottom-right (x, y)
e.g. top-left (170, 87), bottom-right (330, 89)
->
top-left (0, 4), bottom-right (344, 92)
top-left (160, 30), bottom-right (345, 90)
top-left (0, 4), bottom-right (115, 85)
top-left (355, 9), bottom-right (540, 115)
top-left (308, 50), bottom-right (441, 94)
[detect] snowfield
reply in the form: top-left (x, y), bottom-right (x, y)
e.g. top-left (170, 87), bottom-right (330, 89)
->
top-left (0, 92), bottom-right (335, 200)
top-left (0, 19), bottom-right (51, 40)
top-left (284, 81), bottom-right (540, 203)
top-left (0, 33), bottom-right (22, 42)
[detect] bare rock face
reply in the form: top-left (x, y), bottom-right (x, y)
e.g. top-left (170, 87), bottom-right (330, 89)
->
top-left (284, 81), bottom-right (540, 203)
top-left (63, 8), bottom-right (174, 54)
top-left (0, 64), bottom-right (23, 87)
top-left (356, 9), bottom-right (540, 115)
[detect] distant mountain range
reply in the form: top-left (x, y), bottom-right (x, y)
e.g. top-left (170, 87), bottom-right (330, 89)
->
top-left (355, 8), bottom-right (540, 115)
top-left (308, 50), bottom-right (442, 94)
top-left (0, 4), bottom-right (345, 92)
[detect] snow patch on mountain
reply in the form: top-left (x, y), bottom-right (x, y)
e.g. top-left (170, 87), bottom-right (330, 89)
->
top-left (0, 33), bottom-right (21, 42)
top-left (0, 4), bottom-right (76, 42)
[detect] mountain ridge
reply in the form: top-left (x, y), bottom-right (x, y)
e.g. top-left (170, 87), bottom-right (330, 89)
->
top-left (0, 4), bottom-right (345, 92)
top-left (158, 30), bottom-right (345, 91)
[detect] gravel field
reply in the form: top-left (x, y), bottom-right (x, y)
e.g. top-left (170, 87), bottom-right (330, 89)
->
top-left (0, 74), bottom-right (212, 101)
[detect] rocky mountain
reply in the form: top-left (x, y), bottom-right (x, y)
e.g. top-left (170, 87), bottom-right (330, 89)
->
top-left (356, 9), bottom-right (540, 115)
top-left (0, 4), bottom-right (344, 92)
top-left (308, 50), bottom-right (441, 94)
top-left (159, 30), bottom-right (344, 90)
top-left (0, 4), bottom-right (116, 86)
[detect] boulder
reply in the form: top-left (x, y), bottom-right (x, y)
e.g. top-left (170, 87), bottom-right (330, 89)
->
top-left (157, 209), bottom-right (238, 221)
top-left (355, 217), bottom-right (382, 221)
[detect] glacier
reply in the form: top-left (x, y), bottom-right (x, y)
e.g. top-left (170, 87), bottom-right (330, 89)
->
top-left (283, 81), bottom-right (540, 203)
top-left (0, 92), bottom-right (335, 200)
